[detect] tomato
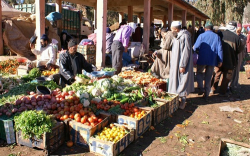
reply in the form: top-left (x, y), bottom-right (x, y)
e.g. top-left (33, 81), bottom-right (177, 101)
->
top-left (70, 106), bottom-right (74, 112)
top-left (92, 116), bottom-right (98, 122)
top-left (103, 99), bottom-right (108, 103)
top-left (90, 122), bottom-right (95, 127)
top-left (74, 113), bottom-right (81, 120)
top-left (130, 103), bottom-right (134, 107)
top-left (120, 105), bottom-right (125, 109)
top-left (63, 114), bottom-right (69, 120)
top-left (75, 117), bottom-right (81, 122)
top-left (97, 104), bottom-right (101, 109)
top-left (98, 118), bottom-right (103, 123)
top-left (134, 108), bottom-right (139, 112)
top-left (78, 104), bottom-right (83, 109)
top-left (60, 116), bottom-right (64, 121)
top-left (79, 109), bottom-right (85, 116)
top-left (125, 106), bottom-right (129, 110)
top-left (69, 91), bottom-right (74, 96)
top-left (65, 111), bottom-right (70, 115)
top-left (81, 117), bottom-right (87, 124)
top-left (69, 113), bottom-right (74, 119)
top-left (74, 106), bottom-right (80, 112)
top-left (84, 122), bottom-right (90, 126)
top-left (88, 117), bottom-right (94, 123)
top-left (67, 141), bottom-right (73, 147)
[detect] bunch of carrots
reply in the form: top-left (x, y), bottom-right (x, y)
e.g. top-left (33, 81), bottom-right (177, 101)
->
top-left (0, 59), bottom-right (19, 75)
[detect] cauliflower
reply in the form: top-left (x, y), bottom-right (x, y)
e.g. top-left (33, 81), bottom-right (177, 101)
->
top-left (92, 97), bottom-right (102, 103)
top-left (102, 90), bottom-right (111, 98)
top-left (80, 92), bottom-right (89, 99)
top-left (111, 75), bottom-right (123, 83)
top-left (96, 79), bottom-right (111, 92)
top-left (91, 88), bottom-right (102, 97)
top-left (83, 99), bottom-right (90, 107)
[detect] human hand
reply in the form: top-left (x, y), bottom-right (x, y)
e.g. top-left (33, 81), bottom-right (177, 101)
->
top-left (30, 43), bottom-right (35, 49)
top-left (180, 67), bottom-right (185, 73)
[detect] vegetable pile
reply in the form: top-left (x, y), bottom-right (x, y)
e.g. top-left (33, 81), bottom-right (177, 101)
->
top-left (14, 110), bottom-right (55, 139)
top-left (0, 59), bottom-right (20, 75)
top-left (103, 68), bottom-right (116, 72)
top-left (21, 68), bottom-right (41, 82)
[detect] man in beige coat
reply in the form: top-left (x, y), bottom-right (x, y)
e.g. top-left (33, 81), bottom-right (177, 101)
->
top-left (151, 29), bottom-right (177, 79)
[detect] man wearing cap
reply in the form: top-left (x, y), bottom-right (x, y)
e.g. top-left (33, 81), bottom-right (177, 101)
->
top-left (30, 34), bottom-right (56, 68)
top-left (211, 21), bottom-right (241, 96)
top-left (112, 25), bottom-right (133, 74)
top-left (193, 21), bottom-right (223, 100)
top-left (168, 21), bottom-right (194, 109)
top-left (151, 29), bottom-right (177, 80)
top-left (59, 39), bottom-right (93, 87)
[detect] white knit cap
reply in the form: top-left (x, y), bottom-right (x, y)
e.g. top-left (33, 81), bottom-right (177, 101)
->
top-left (171, 21), bottom-right (181, 27)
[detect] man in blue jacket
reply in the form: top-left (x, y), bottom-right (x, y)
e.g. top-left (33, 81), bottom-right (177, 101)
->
top-left (193, 21), bottom-right (223, 100)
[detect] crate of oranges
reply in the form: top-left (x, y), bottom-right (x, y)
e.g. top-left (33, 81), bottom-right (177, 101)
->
top-left (117, 107), bottom-right (152, 140)
top-left (89, 123), bottom-right (134, 156)
top-left (42, 68), bottom-right (59, 76)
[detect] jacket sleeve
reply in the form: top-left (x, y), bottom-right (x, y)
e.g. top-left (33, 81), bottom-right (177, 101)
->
top-left (47, 46), bottom-right (56, 64)
top-left (31, 48), bottom-right (43, 55)
top-left (59, 53), bottom-right (74, 81)
top-left (80, 54), bottom-right (93, 73)
top-left (179, 34), bottom-right (192, 68)
top-left (162, 32), bottom-right (174, 51)
top-left (236, 37), bottom-right (242, 54)
top-left (193, 35), bottom-right (201, 51)
top-left (217, 36), bottom-right (223, 63)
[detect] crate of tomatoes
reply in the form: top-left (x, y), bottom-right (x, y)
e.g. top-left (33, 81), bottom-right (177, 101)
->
top-left (117, 106), bottom-right (152, 140)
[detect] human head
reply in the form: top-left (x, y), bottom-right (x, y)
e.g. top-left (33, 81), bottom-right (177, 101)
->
top-left (137, 23), bottom-right (140, 27)
top-left (40, 34), bottom-right (48, 48)
top-left (205, 21), bottom-right (213, 30)
top-left (161, 28), bottom-right (167, 37)
top-left (106, 27), bottom-right (111, 33)
top-left (171, 21), bottom-right (182, 32)
top-left (227, 21), bottom-right (237, 32)
top-left (68, 39), bottom-right (77, 55)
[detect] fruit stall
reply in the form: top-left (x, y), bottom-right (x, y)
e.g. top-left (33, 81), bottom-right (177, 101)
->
top-left (0, 59), bottom-right (179, 156)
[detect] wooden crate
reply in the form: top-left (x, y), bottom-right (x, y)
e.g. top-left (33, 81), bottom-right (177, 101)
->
top-left (117, 109), bottom-right (152, 140)
top-left (89, 124), bottom-right (135, 156)
top-left (69, 112), bottom-right (110, 148)
top-left (140, 101), bottom-right (169, 126)
top-left (77, 45), bottom-right (96, 55)
top-left (0, 117), bottom-right (15, 144)
top-left (16, 122), bottom-right (64, 154)
top-left (154, 93), bottom-right (179, 115)
top-left (219, 138), bottom-right (250, 156)
top-left (17, 65), bottom-right (29, 76)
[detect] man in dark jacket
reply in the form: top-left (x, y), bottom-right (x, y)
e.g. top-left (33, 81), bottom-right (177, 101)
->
top-left (59, 39), bottom-right (93, 87)
top-left (211, 21), bottom-right (241, 96)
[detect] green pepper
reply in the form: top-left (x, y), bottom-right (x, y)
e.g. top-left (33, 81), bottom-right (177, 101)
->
top-left (120, 98), bottom-right (129, 104)
top-left (107, 96), bottom-right (114, 101)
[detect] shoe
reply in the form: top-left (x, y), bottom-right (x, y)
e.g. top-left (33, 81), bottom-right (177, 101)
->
top-left (219, 93), bottom-right (229, 97)
top-left (198, 89), bottom-right (205, 95)
top-left (210, 90), bottom-right (216, 94)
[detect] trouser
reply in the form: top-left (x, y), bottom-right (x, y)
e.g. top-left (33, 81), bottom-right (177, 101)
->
top-left (211, 66), bottom-right (234, 94)
top-left (149, 37), bottom-right (154, 47)
top-left (196, 65), bottom-right (214, 97)
top-left (111, 41), bottom-right (124, 74)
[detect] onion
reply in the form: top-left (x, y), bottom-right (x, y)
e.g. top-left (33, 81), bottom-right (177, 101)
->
top-left (31, 102), bottom-right (37, 106)
top-left (47, 104), bottom-right (52, 109)
top-left (57, 104), bottom-right (60, 107)
top-left (60, 103), bottom-right (64, 108)
top-left (25, 99), bottom-right (31, 104)
top-left (52, 104), bottom-right (57, 110)
top-left (15, 100), bottom-right (22, 105)
top-left (30, 91), bottom-right (35, 95)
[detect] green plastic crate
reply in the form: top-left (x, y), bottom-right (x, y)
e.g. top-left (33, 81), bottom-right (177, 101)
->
top-left (0, 115), bottom-right (16, 144)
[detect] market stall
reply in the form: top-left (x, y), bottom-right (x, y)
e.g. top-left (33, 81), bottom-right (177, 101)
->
top-left (0, 59), bottom-right (179, 155)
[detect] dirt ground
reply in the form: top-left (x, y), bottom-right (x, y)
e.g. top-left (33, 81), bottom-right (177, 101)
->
top-left (1, 72), bottom-right (250, 156)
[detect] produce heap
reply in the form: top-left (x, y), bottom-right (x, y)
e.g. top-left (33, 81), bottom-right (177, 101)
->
top-left (0, 59), bottom-right (20, 75)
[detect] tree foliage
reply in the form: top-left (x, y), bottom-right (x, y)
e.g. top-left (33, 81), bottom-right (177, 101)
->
top-left (193, 0), bottom-right (249, 25)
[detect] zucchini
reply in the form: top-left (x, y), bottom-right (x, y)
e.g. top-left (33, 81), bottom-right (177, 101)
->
top-left (120, 98), bottom-right (129, 104)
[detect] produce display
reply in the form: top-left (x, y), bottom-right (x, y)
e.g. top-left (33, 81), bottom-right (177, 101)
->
top-left (21, 68), bottom-right (41, 82)
top-left (0, 59), bottom-right (20, 75)
top-left (14, 110), bottom-right (55, 139)
top-left (94, 124), bottom-right (129, 142)
top-left (0, 76), bottom-right (21, 92)
top-left (221, 143), bottom-right (250, 156)
top-left (118, 70), bottom-right (165, 86)
top-left (103, 68), bottom-right (116, 72)
top-left (42, 68), bottom-right (59, 76)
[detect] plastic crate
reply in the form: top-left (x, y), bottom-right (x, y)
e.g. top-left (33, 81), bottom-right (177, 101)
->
top-left (0, 116), bottom-right (16, 144)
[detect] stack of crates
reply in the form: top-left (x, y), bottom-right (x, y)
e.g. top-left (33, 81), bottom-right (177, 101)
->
top-left (77, 45), bottom-right (96, 65)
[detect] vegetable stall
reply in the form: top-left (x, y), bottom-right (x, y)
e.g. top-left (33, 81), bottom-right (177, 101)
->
top-left (0, 62), bottom-right (179, 156)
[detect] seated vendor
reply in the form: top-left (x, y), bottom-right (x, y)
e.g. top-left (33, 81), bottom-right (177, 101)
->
top-left (122, 49), bottom-right (139, 67)
top-left (30, 34), bottom-right (56, 68)
top-left (59, 39), bottom-right (93, 87)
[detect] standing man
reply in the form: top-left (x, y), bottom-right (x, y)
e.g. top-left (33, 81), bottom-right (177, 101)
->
top-left (230, 26), bottom-right (247, 89)
top-left (30, 34), bottom-right (56, 68)
top-left (133, 23), bottom-right (143, 42)
top-left (149, 23), bottom-right (155, 48)
top-left (193, 21), bottom-right (223, 100)
top-left (168, 21), bottom-right (194, 109)
top-left (59, 39), bottom-right (93, 87)
top-left (111, 25), bottom-right (133, 74)
top-left (211, 21), bottom-right (241, 96)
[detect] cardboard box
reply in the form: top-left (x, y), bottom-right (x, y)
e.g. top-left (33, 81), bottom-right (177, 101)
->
top-left (219, 138), bottom-right (250, 156)
top-left (117, 109), bottom-right (152, 140)
top-left (84, 54), bottom-right (96, 65)
top-left (154, 93), bottom-right (179, 115)
top-left (16, 122), bottom-right (64, 154)
top-left (89, 124), bottom-right (135, 156)
top-left (69, 112), bottom-right (109, 148)
top-left (140, 101), bottom-right (169, 126)
top-left (77, 45), bottom-right (96, 55)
